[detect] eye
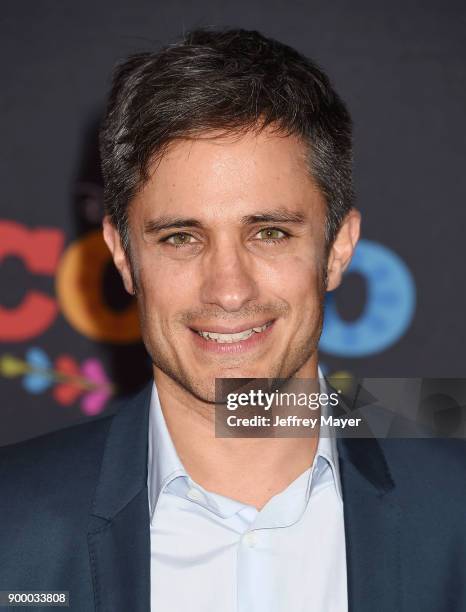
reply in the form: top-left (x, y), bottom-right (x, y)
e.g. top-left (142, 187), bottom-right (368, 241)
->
top-left (164, 232), bottom-right (197, 247)
top-left (255, 228), bottom-right (289, 242)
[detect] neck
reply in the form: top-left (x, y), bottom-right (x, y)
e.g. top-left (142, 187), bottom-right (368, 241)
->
top-left (153, 357), bottom-right (320, 510)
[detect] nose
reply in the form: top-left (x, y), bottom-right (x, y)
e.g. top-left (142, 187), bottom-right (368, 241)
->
top-left (199, 241), bottom-right (259, 312)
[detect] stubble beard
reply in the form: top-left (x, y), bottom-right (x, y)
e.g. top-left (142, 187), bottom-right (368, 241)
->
top-left (145, 290), bottom-right (326, 406)
top-left (129, 245), bottom-right (328, 406)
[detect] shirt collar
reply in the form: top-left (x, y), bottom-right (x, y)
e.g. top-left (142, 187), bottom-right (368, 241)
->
top-left (147, 366), bottom-right (342, 522)
top-left (147, 382), bottom-right (187, 520)
top-left (252, 369), bottom-right (342, 529)
top-left (317, 369), bottom-right (343, 501)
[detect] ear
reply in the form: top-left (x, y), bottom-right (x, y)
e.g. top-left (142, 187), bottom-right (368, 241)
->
top-left (102, 216), bottom-right (135, 296)
top-left (326, 208), bottom-right (361, 292)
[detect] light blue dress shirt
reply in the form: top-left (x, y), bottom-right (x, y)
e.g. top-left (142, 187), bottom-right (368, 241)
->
top-left (148, 376), bottom-right (348, 612)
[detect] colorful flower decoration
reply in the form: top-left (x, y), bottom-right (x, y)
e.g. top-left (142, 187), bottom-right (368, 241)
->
top-left (0, 348), bottom-right (114, 415)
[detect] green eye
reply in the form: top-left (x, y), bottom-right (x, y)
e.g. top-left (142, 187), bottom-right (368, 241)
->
top-left (257, 228), bottom-right (286, 240)
top-left (167, 232), bottom-right (193, 245)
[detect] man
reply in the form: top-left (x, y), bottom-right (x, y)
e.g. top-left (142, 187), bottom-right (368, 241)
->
top-left (1, 27), bottom-right (465, 612)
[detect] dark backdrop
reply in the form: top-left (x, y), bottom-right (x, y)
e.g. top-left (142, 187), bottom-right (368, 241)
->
top-left (1, 0), bottom-right (465, 446)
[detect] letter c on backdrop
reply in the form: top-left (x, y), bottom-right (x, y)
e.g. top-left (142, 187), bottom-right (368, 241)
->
top-left (0, 220), bottom-right (64, 341)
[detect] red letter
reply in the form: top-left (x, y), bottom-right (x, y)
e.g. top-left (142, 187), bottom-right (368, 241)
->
top-left (0, 220), bottom-right (64, 341)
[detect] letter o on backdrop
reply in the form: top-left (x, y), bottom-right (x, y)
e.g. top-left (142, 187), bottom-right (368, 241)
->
top-left (320, 239), bottom-right (416, 357)
top-left (56, 230), bottom-right (140, 343)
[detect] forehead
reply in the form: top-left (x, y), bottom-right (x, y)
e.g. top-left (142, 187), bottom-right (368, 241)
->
top-left (130, 127), bottom-right (325, 222)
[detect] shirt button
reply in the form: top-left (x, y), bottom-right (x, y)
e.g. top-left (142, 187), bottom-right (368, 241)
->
top-left (187, 488), bottom-right (204, 502)
top-left (242, 531), bottom-right (257, 548)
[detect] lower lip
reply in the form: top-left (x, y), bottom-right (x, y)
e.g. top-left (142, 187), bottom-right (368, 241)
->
top-left (189, 321), bottom-right (276, 354)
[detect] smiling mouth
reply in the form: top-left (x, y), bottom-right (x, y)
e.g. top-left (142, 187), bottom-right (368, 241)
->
top-left (193, 321), bottom-right (274, 343)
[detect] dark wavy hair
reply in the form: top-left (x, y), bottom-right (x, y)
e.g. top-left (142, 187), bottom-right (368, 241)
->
top-left (100, 28), bottom-right (354, 252)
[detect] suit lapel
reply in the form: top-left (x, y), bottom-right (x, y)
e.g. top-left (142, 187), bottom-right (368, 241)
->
top-left (87, 381), bottom-right (153, 612)
top-left (337, 437), bottom-right (402, 612)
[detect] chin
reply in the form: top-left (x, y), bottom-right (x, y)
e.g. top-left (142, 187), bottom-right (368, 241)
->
top-left (205, 362), bottom-right (274, 379)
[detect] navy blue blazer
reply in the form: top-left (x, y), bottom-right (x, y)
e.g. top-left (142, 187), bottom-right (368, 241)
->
top-left (1, 381), bottom-right (465, 611)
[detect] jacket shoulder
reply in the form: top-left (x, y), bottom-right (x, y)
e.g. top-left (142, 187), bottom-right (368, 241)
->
top-left (380, 437), bottom-right (466, 476)
top-left (0, 415), bottom-right (114, 520)
top-left (379, 438), bottom-right (466, 511)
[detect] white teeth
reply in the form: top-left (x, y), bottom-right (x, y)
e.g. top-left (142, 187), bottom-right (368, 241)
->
top-left (198, 323), bottom-right (269, 343)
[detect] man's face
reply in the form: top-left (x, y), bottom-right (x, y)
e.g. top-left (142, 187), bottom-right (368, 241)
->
top-left (104, 127), bottom-right (359, 403)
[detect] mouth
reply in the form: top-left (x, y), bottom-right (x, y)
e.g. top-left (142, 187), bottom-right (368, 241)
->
top-left (188, 319), bottom-right (276, 353)
top-left (193, 320), bottom-right (273, 343)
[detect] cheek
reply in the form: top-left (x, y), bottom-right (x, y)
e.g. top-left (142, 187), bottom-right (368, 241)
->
top-left (262, 254), bottom-right (323, 305)
top-left (136, 254), bottom-right (198, 322)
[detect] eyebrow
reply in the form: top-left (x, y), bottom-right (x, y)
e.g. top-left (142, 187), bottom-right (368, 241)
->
top-left (143, 209), bottom-right (307, 235)
top-left (144, 217), bottom-right (203, 234)
top-left (240, 210), bottom-right (306, 225)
